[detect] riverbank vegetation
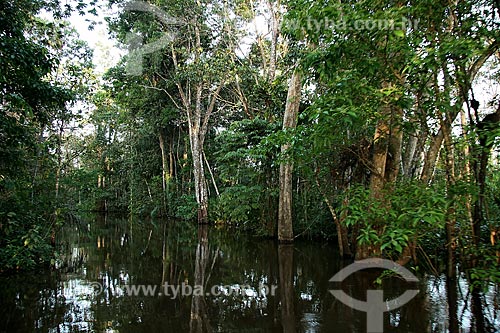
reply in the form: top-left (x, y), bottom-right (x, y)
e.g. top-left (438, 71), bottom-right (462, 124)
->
top-left (1, 0), bottom-right (499, 298)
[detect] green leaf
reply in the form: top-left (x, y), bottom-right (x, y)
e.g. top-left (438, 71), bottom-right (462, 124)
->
top-left (394, 30), bottom-right (405, 38)
top-left (394, 243), bottom-right (403, 253)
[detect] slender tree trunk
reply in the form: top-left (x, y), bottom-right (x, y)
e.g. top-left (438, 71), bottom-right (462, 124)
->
top-left (159, 131), bottom-right (169, 191)
top-left (96, 143), bottom-right (107, 212)
top-left (203, 151), bottom-right (219, 197)
top-left (472, 104), bottom-right (500, 247)
top-left (386, 112), bottom-right (403, 184)
top-left (161, 222), bottom-right (169, 285)
top-left (264, 0), bottom-right (279, 81)
top-left (169, 24), bottom-right (225, 223)
top-left (414, 133), bottom-right (428, 178)
top-left (169, 138), bottom-right (175, 179)
top-left (55, 118), bottom-right (64, 200)
top-left (460, 109), bottom-right (475, 232)
top-left (278, 70), bottom-right (301, 242)
top-left (419, 39), bottom-right (498, 183)
top-left (315, 171), bottom-right (352, 258)
top-left (402, 129), bottom-right (419, 178)
top-left (31, 132), bottom-right (43, 204)
top-left (402, 94), bottom-right (424, 179)
top-left (441, 115), bottom-right (457, 279)
top-left (159, 131), bottom-right (169, 212)
top-left (420, 130), bottom-right (444, 183)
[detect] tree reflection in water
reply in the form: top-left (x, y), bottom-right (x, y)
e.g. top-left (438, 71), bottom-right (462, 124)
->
top-left (190, 225), bottom-right (211, 333)
top-left (278, 244), bottom-right (296, 332)
top-left (0, 216), bottom-right (499, 332)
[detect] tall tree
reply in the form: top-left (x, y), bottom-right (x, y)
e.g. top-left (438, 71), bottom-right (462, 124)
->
top-left (278, 69), bottom-right (302, 242)
top-left (109, 0), bottom-right (240, 223)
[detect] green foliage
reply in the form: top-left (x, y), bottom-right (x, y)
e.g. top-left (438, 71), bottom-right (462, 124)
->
top-left (3, 0), bottom-right (496, 281)
top-left (468, 243), bottom-right (500, 290)
top-left (215, 185), bottom-right (264, 224)
top-left (0, 189), bottom-right (55, 271)
top-left (175, 194), bottom-right (198, 221)
top-left (465, 166), bottom-right (500, 288)
top-left (213, 118), bottom-right (280, 230)
top-left (0, 0), bottom-right (94, 272)
top-left (343, 182), bottom-right (448, 257)
top-left (486, 165), bottom-right (500, 227)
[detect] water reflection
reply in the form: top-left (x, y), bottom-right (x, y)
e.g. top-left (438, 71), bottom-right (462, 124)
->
top-left (447, 277), bottom-right (459, 333)
top-left (0, 216), bottom-right (499, 332)
top-left (278, 244), bottom-right (296, 332)
top-left (190, 225), bottom-right (210, 333)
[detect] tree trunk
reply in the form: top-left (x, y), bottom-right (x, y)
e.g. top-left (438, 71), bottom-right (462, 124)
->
top-left (170, 23), bottom-right (225, 223)
top-left (356, 121), bottom-right (390, 259)
top-left (159, 131), bottom-right (169, 213)
top-left (189, 122), bottom-right (209, 224)
top-left (369, 106), bottom-right (391, 199)
top-left (386, 114), bottom-right (403, 184)
top-left (420, 129), bottom-right (444, 183)
top-left (472, 104), bottom-right (500, 247)
top-left (203, 150), bottom-right (219, 197)
top-left (55, 118), bottom-right (64, 200)
top-left (278, 70), bottom-right (301, 243)
top-left (264, 0), bottom-right (279, 81)
top-left (419, 39), bottom-right (498, 183)
top-left (357, 82), bottom-right (403, 260)
top-left (315, 171), bottom-right (352, 258)
top-left (441, 115), bottom-right (457, 279)
top-left (402, 129), bottom-right (419, 178)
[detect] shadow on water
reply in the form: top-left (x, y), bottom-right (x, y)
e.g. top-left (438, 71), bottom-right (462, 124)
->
top-left (0, 214), bottom-right (499, 332)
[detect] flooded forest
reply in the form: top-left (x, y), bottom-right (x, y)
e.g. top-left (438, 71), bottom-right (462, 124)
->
top-left (1, 0), bottom-right (500, 332)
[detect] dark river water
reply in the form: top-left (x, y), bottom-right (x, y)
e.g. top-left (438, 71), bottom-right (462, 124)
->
top-left (0, 215), bottom-right (499, 332)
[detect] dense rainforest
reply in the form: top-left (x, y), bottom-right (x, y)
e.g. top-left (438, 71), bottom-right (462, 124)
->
top-left (1, 0), bottom-right (500, 307)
